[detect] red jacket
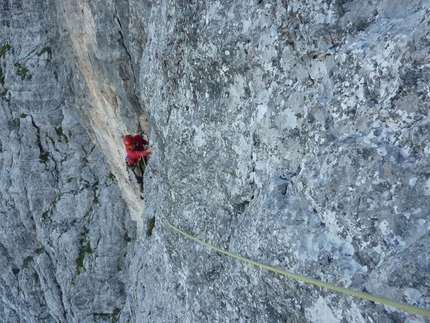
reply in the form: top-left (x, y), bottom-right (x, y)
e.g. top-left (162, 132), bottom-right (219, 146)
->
top-left (126, 134), bottom-right (149, 164)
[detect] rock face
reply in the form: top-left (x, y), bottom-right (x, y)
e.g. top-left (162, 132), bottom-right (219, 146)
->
top-left (1, 0), bottom-right (430, 322)
top-left (0, 1), bottom-right (135, 322)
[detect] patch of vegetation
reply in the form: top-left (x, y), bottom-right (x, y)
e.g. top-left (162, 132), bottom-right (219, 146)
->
top-left (80, 226), bottom-right (89, 237)
top-left (0, 66), bottom-right (4, 85)
top-left (80, 181), bottom-right (90, 191)
top-left (284, 40), bottom-right (295, 47)
top-left (76, 227), bottom-right (93, 275)
top-left (93, 308), bottom-right (121, 323)
top-left (42, 211), bottom-right (49, 221)
top-left (123, 233), bottom-right (131, 243)
top-left (37, 46), bottom-right (52, 57)
top-left (58, 129), bottom-right (70, 144)
top-left (14, 62), bottom-right (31, 81)
top-left (39, 151), bottom-right (49, 163)
top-left (35, 247), bottom-right (45, 254)
top-left (146, 216), bottom-right (155, 237)
top-left (20, 113), bottom-right (27, 118)
top-left (12, 118), bottom-right (20, 127)
top-left (0, 44), bottom-right (11, 58)
top-left (113, 308), bottom-right (121, 321)
top-left (108, 172), bottom-right (116, 181)
top-left (75, 242), bottom-right (92, 275)
top-left (22, 256), bottom-right (33, 269)
top-left (0, 88), bottom-right (7, 96)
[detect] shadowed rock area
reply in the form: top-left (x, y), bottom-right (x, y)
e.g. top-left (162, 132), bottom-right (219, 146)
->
top-left (1, 0), bottom-right (429, 322)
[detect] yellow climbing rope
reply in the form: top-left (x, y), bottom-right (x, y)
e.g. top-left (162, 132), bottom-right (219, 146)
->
top-left (143, 160), bottom-right (430, 318)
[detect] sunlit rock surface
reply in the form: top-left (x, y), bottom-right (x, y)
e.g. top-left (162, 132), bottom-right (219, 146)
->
top-left (0, 0), bottom-right (429, 322)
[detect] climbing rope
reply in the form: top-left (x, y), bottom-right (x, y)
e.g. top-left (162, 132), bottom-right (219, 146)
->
top-left (142, 160), bottom-right (430, 318)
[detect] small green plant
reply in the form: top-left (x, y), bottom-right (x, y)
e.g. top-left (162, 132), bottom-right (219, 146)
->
top-left (55, 127), bottom-right (69, 143)
top-left (42, 207), bottom-right (54, 222)
top-left (93, 308), bottom-right (121, 323)
top-left (285, 40), bottom-right (295, 47)
top-left (123, 233), bottom-right (132, 243)
top-left (20, 113), bottom-right (27, 118)
top-left (42, 211), bottom-right (49, 221)
top-left (113, 308), bottom-right (121, 322)
top-left (35, 247), bottom-right (45, 254)
top-left (81, 227), bottom-right (89, 237)
top-left (37, 46), bottom-right (52, 57)
top-left (75, 243), bottom-right (92, 275)
top-left (22, 256), bottom-right (33, 269)
top-left (39, 151), bottom-right (49, 163)
top-left (12, 118), bottom-right (20, 127)
top-left (0, 66), bottom-right (4, 85)
top-left (108, 172), bottom-right (116, 181)
top-left (0, 88), bottom-right (7, 96)
top-left (76, 227), bottom-right (92, 275)
top-left (146, 216), bottom-right (155, 236)
top-left (14, 62), bottom-right (31, 81)
top-left (0, 44), bottom-right (11, 58)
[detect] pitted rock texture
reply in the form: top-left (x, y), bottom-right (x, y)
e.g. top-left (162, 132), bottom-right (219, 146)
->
top-left (1, 1), bottom-right (135, 322)
top-left (132, 1), bottom-right (430, 322)
top-left (1, 0), bottom-right (430, 322)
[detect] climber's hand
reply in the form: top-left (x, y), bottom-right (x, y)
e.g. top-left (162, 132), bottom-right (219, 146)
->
top-left (146, 146), bottom-right (153, 154)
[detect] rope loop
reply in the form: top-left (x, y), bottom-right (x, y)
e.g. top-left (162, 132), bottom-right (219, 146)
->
top-left (142, 160), bottom-right (430, 318)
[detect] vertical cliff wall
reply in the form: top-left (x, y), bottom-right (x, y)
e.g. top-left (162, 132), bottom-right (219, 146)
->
top-left (54, 0), bottom-right (151, 229)
top-left (1, 0), bottom-right (430, 322)
top-left (128, 1), bottom-right (430, 322)
top-left (0, 1), bottom-right (136, 322)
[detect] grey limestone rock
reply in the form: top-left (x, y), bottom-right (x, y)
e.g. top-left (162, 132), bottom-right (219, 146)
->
top-left (1, 0), bottom-right (430, 322)
top-left (1, 1), bottom-right (135, 322)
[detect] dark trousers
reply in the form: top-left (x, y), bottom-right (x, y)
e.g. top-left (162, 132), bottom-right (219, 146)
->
top-left (130, 157), bottom-right (146, 193)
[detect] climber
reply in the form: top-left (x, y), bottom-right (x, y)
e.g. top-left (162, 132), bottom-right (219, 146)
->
top-left (123, 134), bottom-right (153, 200)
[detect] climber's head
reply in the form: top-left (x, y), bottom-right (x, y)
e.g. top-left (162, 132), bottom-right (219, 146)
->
top-left (123, 135), bottom-right (134, 148)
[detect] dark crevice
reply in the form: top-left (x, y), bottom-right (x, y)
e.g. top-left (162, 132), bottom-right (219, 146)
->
top-left (28, 115), bottom-right (49, 163)
top-left (114, 10), bottom-right (136, 82)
